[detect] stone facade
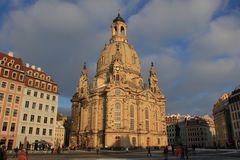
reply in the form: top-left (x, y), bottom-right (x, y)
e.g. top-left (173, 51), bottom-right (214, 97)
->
top-left (166, 114), bottom-right (215, 148)
top-left (213, 93), bottom-right (234, 148)
top-left (70, 14), bottom-right (167, 149)
top-left (229, 86), bottom-right (240, 148)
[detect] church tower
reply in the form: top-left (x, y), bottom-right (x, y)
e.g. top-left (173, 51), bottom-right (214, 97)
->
top-left (70, 14), bottom-right (167, 149)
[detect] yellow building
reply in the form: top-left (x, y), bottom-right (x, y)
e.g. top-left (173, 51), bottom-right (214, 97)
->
top-left (70, 14), bottom-right (167, 149)
top-left (55, 121), bottom-right (65, 148)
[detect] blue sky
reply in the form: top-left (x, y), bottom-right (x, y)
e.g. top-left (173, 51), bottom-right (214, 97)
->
top-left (0, 0), bottom-right (240, 116)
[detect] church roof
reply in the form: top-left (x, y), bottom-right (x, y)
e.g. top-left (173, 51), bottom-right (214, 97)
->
top-left (113, 13), bottom-right (125, 23)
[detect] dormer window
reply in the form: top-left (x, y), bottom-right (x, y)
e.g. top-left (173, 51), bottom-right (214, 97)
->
top-left (34, 72), bottom-right (39, 78)
top-left (40, 74), bottom-right (45, 80)
top-left (46, 76), bottom-right (50, 81)
top-left (15, 65), bottom-right (20, 70)
top-left (28, 70), bottom-right (33, 76)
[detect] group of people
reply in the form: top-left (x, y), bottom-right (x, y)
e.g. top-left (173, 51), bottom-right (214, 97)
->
top-left (0, 145), bottom-right (29, 160)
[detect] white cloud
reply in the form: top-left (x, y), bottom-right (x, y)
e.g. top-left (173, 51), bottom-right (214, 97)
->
top-left (0, 0), bottom-right (239, 115)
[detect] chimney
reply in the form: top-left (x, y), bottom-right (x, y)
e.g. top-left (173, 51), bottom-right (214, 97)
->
top-left (8, 51), bottom-right (14, 57)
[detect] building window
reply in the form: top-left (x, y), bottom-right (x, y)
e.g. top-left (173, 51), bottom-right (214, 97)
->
top-left (47, 84), bottom-right (52, 91)
top-left (23, 114), bottom-right (27, 121)
top-left (43, 129), bottom-right (46, 135)
top-left (40, 93), bottom-right (44, 98)
top-left (21, 126), bottom-right (26, 134)
top-left (13, 109), bottom-right (17, 117)
top-left (41, 83), bottom-right (46, 89)
top-left (12, 72), bottom-right (17, 79)
top-left (52, 96), bottom-right (56, 101)
top-left (7, 95), bottom-right (13, 102)
top-left (130, 105), bottom-right (134, 130)
top-left (36, 128), bottom-right (40, 135)
top-left (45, 105), bottom-right (49, 111)
top-left (10, 123), bottom-right (15, 132)
top-left (10, 84), bottom-right (15, 90)
top-left (29, 127), bottom-right (33, 134)
top-left (32, 102), bottom-right (36, 109)
top-left (0, 93), bottom-right (4, 101)
top-left (88, 107), bottom-right (92, 130)
top-left (44, 117), bottom-right (47, 124)
top-left (15, 96), bottom-right (20, 104)
top-left (49, 129), bottom-right (52, 136)
top-left (3, 69), bottom-right (9, 77)
top-left (132, 137), bottom-right (136, 146)
top-left (35, 81), bottom-right (39, 88)
top-left (27, 90), bottom-right (31, 95)
top-left (46, 94), bottom-right (50, 100)
top-left (115, 136), bottom-right (120, 146)
top-left (1, 82), bottom-right (7, 88)
top-left (51, 106), bottom-right (55, 112)
top-left (155, 112), bottom-right (158, 131)
top-left (157, 138), bottom-right (160, 145)
top-left (145, 109), bottom-right (149, 131)
top-left (5, 108), bottom-right (10, 116)
top-left (34, 91), bottom-right (38, 97)
top-left (39, 104), bottom-right (43, 110)
top-left (17, 86), bottom-right (22, 92)
top-left (30, 115), bottom-right (34, 122)
top-left (2, 122), bottom-right (8, 131)
top-left (114, 103), bottom-right (121, 129)
top-left (28, 79), bottom-right (33, 86)
top-left (19, 74), bottom-right (24, 81)
top-left (50, 118), bottom-right (54, 124)
top-left (25, 101), bottom-right (29, 108)
top-left (37, 116), bottom-right (41, 123)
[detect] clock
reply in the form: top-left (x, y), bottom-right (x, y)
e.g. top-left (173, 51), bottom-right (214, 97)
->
top-left (116, 66), bottom-right (120, 71)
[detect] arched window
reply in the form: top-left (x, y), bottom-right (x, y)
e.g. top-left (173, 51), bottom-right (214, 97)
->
top-left (130, 105), bottom-right (134, 130)
top-left (88, 107), bottom-right (92, 130)
top-left (145, 109), bottom-right (149, 131)
top-left (120, 26), bottom-right (125, 35)
top-left (116, 74), bottom-right (119, 81)
top-left (155, 112), bottom-right (158, 131)
top-left (115, 136), bottom-right (120, 147)
top-left (147, 137), bottom-right (150, 146)
top-left (28, 70), bottom-right (33, 76)
top-left (114, 103), bottom-right (121, 129)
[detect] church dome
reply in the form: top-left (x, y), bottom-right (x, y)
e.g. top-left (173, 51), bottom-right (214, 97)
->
top-left (96, 14), bottom-right (141, 76)
top-left (97, 41), bottom-right (141, 75)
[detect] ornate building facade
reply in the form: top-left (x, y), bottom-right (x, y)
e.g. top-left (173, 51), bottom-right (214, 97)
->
top-left (70, 14), bottom-right (167, 149)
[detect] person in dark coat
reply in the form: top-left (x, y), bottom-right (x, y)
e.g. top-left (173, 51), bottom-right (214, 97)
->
top-left (163, 146), bottom-right (168, 160)
top-left (147, 147), bottom-right (152, 157)
top-left (0, 145), bottom-right (7, 160)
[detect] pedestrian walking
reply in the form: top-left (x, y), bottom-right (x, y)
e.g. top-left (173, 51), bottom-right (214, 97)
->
top-left (96, 147), bottom-right (100, 155)
top-left (163, 146), bottom-right (168, 160)
top-left (147, 146), bottom-right (152, 157)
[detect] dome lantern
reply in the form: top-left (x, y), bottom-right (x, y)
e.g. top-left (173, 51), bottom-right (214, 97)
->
top-left (111, 13), bottom-right (127, 43)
